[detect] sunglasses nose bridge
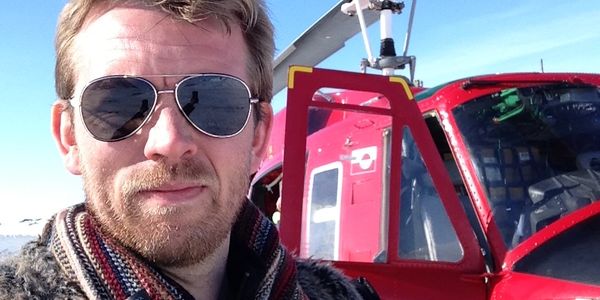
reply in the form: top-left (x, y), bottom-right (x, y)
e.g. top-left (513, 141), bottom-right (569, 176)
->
top-left (157, 89), bottom-right (175, 95)
top-left (156, 89), bottom-right (178, 106)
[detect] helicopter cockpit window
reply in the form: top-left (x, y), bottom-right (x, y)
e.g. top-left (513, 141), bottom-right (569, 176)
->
top-left (398, 126), bottom-right (464, 262)
top-left (453, 84), bottom-right (600, 248)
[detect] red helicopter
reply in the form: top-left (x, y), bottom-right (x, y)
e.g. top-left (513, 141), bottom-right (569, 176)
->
top-left (250, 1), bottom-right (600, 299)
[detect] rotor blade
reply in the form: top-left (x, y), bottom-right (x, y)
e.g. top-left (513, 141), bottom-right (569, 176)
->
top-left (273, 0), bottom-right (379, 95)
top-left (402, 0), bottom-right (417, 56)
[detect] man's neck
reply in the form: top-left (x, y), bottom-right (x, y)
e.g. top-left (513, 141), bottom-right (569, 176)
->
top-left (159, 234), bottom-right (230, 300)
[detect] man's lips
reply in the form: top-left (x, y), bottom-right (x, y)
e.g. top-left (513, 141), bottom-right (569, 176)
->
top-left (137, 183), bottom-right (207, 204)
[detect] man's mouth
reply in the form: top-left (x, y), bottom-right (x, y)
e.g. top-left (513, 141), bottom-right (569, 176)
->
top-left (137, 183), bottom-right (207, 205)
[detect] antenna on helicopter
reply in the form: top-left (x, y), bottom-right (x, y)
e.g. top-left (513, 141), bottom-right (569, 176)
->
top-left (342, 0), bottom-right (417, 82)
top-left (540, 58), bottom-right (545, 73)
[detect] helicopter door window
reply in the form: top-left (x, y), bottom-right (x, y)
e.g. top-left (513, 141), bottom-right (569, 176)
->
top-left (398, 126), bottom-right (464, 262)
top-left (305, 162), bottom-right (343, 260)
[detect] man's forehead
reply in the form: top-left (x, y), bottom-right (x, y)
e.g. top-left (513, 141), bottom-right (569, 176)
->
top-left (69, 3), bottom-right (249, 88)
top-left (79, 4), bottom-right (229, 46)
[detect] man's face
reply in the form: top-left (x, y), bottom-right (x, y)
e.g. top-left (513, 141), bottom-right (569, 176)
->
top-left (52, 5), bottom-right (271, 267)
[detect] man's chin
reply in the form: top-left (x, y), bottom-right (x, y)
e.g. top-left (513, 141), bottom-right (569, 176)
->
top-left (130, 223), bottom-right (230, 267)
top-left (141, 203), bottom-right (186, 217)
top-left (98, 208), bottom-right (231, 266)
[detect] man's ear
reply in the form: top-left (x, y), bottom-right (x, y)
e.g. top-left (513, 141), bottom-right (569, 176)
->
top-left (51, 101), bottom-right (82, 175)
top-left (250, 102), bottom-right (273, 173)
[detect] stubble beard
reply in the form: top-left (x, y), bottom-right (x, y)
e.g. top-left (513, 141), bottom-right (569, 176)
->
top-left (81, 157), bottom-right (250, 267)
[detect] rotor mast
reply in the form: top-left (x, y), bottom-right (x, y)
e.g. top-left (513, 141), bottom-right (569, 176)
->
top-left (342, 0), bottom-right (417, 82)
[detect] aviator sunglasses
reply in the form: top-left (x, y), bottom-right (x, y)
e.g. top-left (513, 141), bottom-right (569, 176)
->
top-left (72, 73), bottom-right (259, 142)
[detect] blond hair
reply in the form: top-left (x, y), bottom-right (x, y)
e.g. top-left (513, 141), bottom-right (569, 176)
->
top-left (55, 0), bottom-right (274, 108)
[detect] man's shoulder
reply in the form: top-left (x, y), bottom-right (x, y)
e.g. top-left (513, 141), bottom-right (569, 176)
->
top-left (296, 259), bottom-right (365, 300)
top-left (0, 239), bottom-right (84, 299)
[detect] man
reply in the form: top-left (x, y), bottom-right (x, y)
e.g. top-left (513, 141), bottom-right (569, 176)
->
top-left (0, 0), bottom-right (367, 299)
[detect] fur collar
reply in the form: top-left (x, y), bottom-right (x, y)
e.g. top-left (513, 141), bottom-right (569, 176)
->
top-left (0, 201), bottom-right (364, 299)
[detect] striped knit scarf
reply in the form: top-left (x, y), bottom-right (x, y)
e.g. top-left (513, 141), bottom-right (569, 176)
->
top-left (46, 201), bottom-right (308, 300)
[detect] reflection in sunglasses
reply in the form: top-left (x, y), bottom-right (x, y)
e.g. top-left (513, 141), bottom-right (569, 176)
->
top-left (82, 99), bottom-right (151, 141)
top-left (112, 99), bottom-right (150, 140)
top-left (182, 91), bottom-right (199, 115)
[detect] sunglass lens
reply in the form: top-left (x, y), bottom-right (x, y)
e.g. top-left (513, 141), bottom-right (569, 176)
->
top-left (81, 77), bottom-right (155, 141)
top-left (178, 76), bottom-right (252, 137)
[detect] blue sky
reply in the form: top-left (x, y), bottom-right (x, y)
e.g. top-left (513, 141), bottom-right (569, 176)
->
top-left (0, 0), bottom-right (599, 235)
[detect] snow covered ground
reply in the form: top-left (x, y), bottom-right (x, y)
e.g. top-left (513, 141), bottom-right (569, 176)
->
top-left (0, 235), bottom-right (36, 261)
top-left (0, 217), bottom-right (43, 261)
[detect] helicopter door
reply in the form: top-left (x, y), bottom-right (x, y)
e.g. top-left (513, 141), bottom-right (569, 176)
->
top-left (279, 67), bottom-right (487, 300)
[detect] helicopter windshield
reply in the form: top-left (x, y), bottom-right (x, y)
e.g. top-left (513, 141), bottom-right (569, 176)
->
top-left (453, 84), bottom-right (600, 248)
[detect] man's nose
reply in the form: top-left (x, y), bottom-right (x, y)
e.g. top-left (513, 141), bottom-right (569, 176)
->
top-left (143, 103), bottom-right (198, 163)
